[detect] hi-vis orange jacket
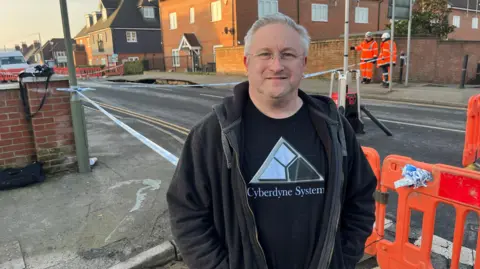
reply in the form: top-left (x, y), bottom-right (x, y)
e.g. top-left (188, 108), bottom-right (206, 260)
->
top-left (354, 40), bottom-right (378, 61)
top-left (377, 39), bottom-right (397, 67)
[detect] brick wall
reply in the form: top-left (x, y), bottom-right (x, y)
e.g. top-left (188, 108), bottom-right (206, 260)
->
top-left (216, 37), bottom-right (480, 84)
top-left (0, 77), bottom-right (77, 173)
top-left (0, 89), bottom-right (36, 168)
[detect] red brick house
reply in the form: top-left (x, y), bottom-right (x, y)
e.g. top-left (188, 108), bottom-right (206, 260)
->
top-left (448, 0), bottom-right (480, 41)
top-left (159, 0), bottom-right (390, 72)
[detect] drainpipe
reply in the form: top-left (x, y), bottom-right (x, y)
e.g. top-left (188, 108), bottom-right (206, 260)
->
top-left (378, 0), bottom-right (384, 31)
top-left (297, 0), bottom-right (300, 24)
top-left (232, 0), bottom-right (236, 47)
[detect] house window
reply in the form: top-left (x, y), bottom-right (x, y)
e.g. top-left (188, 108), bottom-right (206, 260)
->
top-left (144, 7), bottom-right (155, 19)
top-left (355, 7), bottom-right (368, 24)
top-left (126, 31), bottom-right (137, 43)
top-left (172, 49), bottom-right (180, 67)
top-left (169, 12), bottom-right (177, 29)
top-left (101, 58), bottom-right (106, 65)
top-left (56, 51), bottom-right (66, 57)
top-left (258, 0), bottom-right (278, 18)
top-left (213, 45), bottom-right (223, 62)
top-left (211, 1), bottom-right (222, 22)
top-left (190, 7), bottom-right (195, 23)
top-left (453, 15), bottom-right (460, 28)
top-left (312, 4), bottom-right (328, 22)
top-left (472, 17), bottom-right (478, 29)
top-left (128, 57), bottom-right (139, 62)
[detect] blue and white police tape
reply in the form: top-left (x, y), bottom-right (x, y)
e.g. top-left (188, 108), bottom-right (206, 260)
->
top-left (57, 87), bottom-right (179, 166)
top-left (394, 164), bottom-right (433, 189)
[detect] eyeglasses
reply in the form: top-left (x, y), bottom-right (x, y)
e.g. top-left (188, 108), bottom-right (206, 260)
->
top-left (247, 51), bottom-right (304, 62)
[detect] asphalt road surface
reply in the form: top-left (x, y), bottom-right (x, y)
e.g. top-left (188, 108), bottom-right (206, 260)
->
top-left (79, 79), bottom-right (473, 268)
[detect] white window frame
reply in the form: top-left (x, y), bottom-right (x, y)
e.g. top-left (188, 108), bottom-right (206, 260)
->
top-left (213, 45), bottom-right (223, 62)
top-left (143, 7), bottom-right (155, 19)
top-left (312, 4), bottom-right (328, 22)
top-left (258, 0), bottom-right (278, 18)
top-left (56, 51), bottom-right (66, 57)
top-left (453, 15), bottom-right (460, 28)
top-left (172, 49), bottom-right (180, 67)
top-left (211, 1), bottom-right (222, 22)
top-left (472, 17), bottom-right (478, 29)
top-left (169, 12), bottom-right (178, 29)
top-left (101, 58), bottom-right (107, 65)
top-left (190, 7), bottom-right (195, 24)
top-left (128, 57), bottom-right (139, 62)
top-left (355, 7), bottom-right (368, 24)
top-left (126, 31), bottom-right (137, 43)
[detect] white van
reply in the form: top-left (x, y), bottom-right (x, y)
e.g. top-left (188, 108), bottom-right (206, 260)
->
top-left (0, 51), bottom-right (30, 70)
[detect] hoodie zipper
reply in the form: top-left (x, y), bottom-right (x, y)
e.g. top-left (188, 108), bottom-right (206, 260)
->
top-left (228, 137), bottom-right (268, 269)
top-left (316, 126), bottom-right (343, 269)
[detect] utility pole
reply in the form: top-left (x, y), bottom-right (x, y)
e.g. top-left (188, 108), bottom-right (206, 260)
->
top-left (338, 0), bottom-right (350, 112)
top-left (389, 0), bottom-right (396, 91)
top-left (59, 0), bottom-right (91, 173)
top-left (38, 33), bottom-right (45, 64)
top-left (405, 0), bottom-right (413, 86)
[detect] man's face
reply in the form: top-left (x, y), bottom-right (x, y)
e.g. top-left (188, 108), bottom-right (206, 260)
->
top-left (243, 23), bottom-right (307, 100)
top-left (366, 36), bottom-right (373, 41)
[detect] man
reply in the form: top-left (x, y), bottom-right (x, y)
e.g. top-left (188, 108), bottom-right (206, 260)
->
top-left (350, 32), bottom-right (378, 84)
top-left (377, 32), bottom-right (397, 88)
top-left (167, 13), bottom-right (376, 269)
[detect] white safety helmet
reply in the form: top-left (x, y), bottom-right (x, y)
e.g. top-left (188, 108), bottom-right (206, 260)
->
top-left (381, 32), bottom-right (390, 40)
top-left (365, 32), bottom-right (373, 38)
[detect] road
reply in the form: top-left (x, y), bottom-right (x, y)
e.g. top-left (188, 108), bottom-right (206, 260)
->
top-left (79, 79), bottom-right (472, 267)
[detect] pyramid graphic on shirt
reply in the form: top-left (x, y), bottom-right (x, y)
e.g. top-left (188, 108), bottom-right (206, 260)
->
top-left (249, 137), bottom-right (324, 184)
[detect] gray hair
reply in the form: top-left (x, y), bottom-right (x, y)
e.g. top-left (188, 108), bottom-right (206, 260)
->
top-left (243, 13), bottom-right (311, 56)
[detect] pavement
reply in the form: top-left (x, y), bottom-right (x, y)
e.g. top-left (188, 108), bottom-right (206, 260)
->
top-left (0, 107), bottom-right (176, 269)
top-left (105, 71), bottom-right (480, 108)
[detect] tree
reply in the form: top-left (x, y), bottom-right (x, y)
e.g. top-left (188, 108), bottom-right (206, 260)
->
top-left (386, 0), bottom-right (455, 39)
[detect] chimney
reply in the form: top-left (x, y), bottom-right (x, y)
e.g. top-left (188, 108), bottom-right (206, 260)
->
top-left (21, 42), bottom-right (28, 54)
top-left (34, 40), bottom-right (41, 49)
top-left (15, 44), bottom-right (21, 51)
top-left (85, 14), bottom-right (92, 28)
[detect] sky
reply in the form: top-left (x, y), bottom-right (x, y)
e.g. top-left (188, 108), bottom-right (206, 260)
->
top-left (0, 0), bottom-right (98, 49)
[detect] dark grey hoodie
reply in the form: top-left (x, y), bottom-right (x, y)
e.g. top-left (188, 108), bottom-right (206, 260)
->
top-left (166, 81), bottom-right (376, 269)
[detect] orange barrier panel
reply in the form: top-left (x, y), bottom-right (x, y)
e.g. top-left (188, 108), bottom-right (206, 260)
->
top-left (376, 155), bottom-right (480, 269)
top-left (361, 146), bottom-right (384, 256)
top-left (463, 94), bottom-right (480, 168)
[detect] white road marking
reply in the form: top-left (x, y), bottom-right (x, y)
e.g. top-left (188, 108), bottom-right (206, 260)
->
top-left (364, 118), bottom-right (465, 133)
top-left (200, 93), bottom-right (224, 99)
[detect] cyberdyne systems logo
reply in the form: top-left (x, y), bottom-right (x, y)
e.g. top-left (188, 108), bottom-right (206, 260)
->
top-left (250, 137), bottom-right (325, 184)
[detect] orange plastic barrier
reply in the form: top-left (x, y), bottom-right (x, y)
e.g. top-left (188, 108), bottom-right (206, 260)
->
top-left (463, 94), bottom-right (480, 167)
top-left (361, 146), bottom-right (384, 256)
top-left (376, 155), bottom-right (480, 269)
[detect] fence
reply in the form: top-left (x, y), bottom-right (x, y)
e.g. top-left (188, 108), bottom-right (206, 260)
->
top-left (360, 144), bottom-right (480, 268)
top-left (463, 94), bottom-right (480, 168)
top-left (163, 54), bottom-right (217, 73)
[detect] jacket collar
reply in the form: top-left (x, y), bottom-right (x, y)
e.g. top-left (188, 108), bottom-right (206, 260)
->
top-left (215, 80), bottom-right (339, 131)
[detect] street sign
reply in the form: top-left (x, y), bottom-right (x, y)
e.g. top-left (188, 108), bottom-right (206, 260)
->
top-left (388, 0), bottom-right (411, 20)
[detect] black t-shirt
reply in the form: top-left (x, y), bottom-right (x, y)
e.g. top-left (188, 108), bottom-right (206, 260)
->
top-left (241, 98), bottom-right (328, 269)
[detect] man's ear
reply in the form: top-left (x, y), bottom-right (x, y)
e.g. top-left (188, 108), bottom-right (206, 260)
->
top-left (304, 56), bottom-right (308, 66)
top-left (243, 56), bottom-right (248, 70)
